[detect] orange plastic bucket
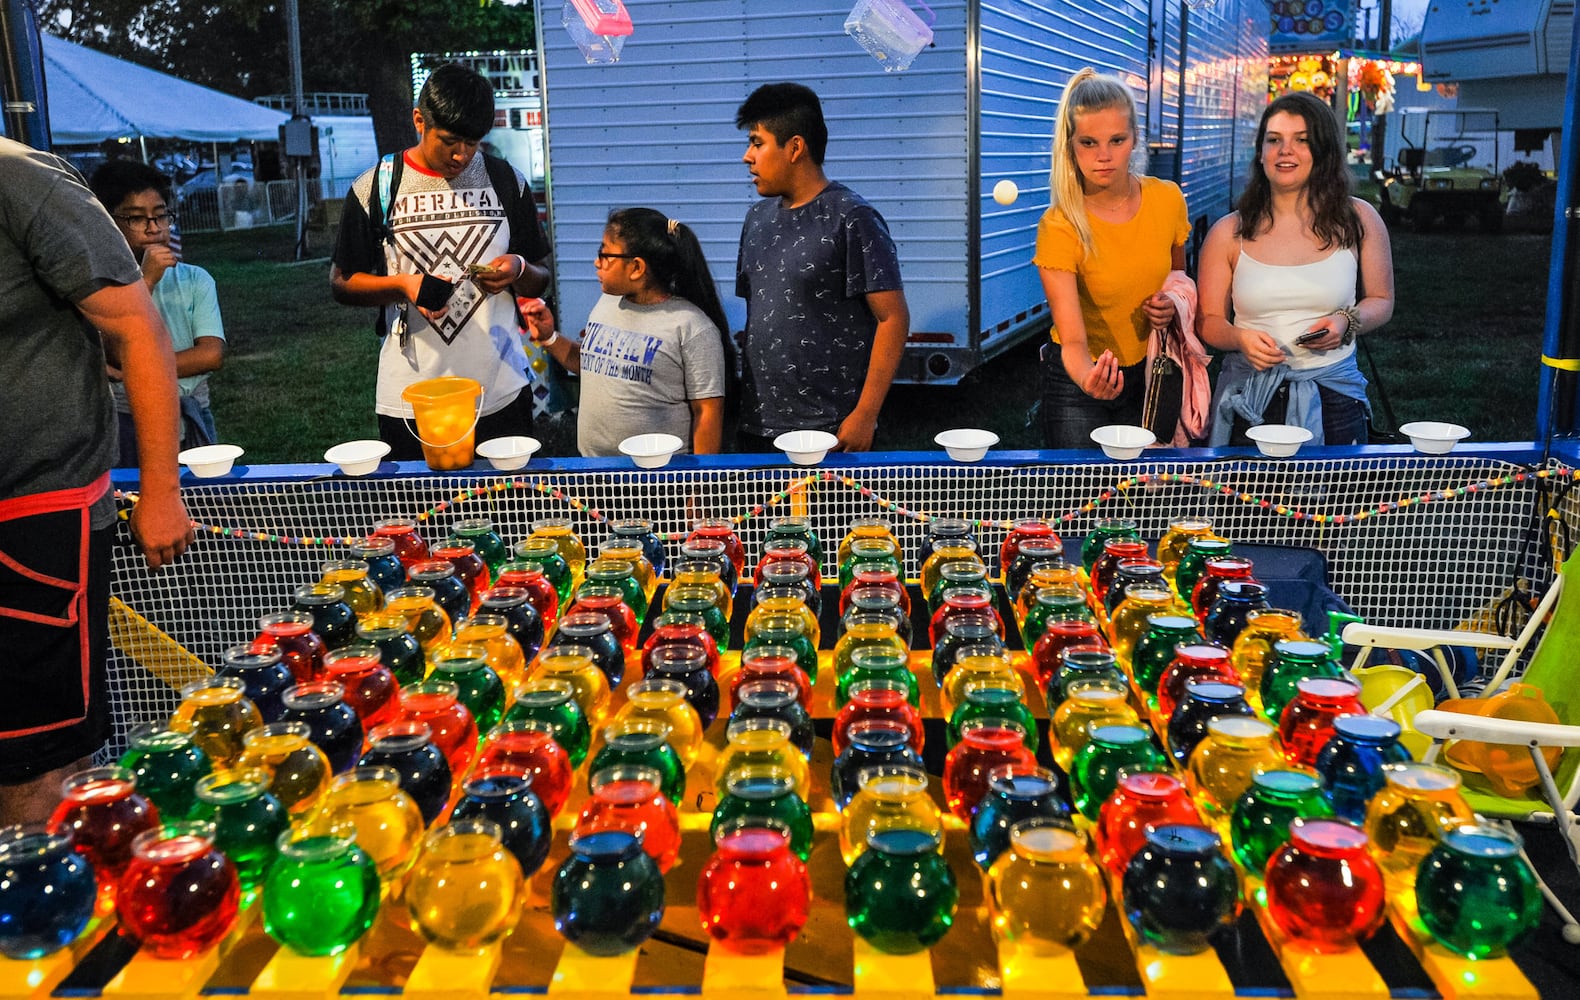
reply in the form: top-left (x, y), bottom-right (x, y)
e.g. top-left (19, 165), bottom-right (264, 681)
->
top-left (1439, 683), bottom-right (1562, 797)
top-left (400, 377), bottom-right (483, 471)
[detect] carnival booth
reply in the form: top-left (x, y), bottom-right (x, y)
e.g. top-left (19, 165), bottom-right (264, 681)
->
top-left (6, 428), bottom-right (1578, 999)
top-left (1266, 0), bottom-right (1411, 172)
top-left (6, 2), bottom-right (1580, 999)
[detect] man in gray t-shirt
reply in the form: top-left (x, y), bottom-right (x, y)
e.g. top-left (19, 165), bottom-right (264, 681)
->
top-left (734, 83), bottom-right (909, 452)
top-left (0, 138), bottom-right (191, 825)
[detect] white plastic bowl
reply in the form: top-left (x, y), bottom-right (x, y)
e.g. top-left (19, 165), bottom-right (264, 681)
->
top-left (475, 435), bottom-right (541, 471)
top-left (323, 439), bottom-right (391, 476)
top-left (1245, 424), bottom-right (1313, 458)
top-left (774, 430), bottom-right (839, 466)
top-left (934, 428), bottom-right (1000, 463)
top-left (619, 433), bottom-right (684, 469)
top-left (1399, 421), bottom-right (1471, 455)
top-left (178, 443), bottom-right (244, 478)
top-left (1089, 424), bottom-right (1154, 460)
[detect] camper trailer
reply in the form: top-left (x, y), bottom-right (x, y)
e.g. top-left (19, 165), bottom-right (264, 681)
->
top-left (1420, 0), bottom-right (1571, 134)
top-left (534, 1), bottom-right (1269, 385)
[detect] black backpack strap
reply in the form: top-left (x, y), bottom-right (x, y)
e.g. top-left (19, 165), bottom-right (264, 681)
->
top-left (368, 152), bottom-right (404, 337)
top-left (482, 153), bottom-right (521, 220)
top-left (369, 153), bottom-right (404, 259)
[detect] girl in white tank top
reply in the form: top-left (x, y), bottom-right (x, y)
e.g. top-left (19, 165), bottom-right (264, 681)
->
top-left (1231, 247), bottom-right (1358, 372)
top-left (1196, 92), bottom-right (1395, 446)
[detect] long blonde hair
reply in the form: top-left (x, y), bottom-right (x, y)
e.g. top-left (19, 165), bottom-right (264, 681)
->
top-left (1049, 69), bottom-right (1148, 257)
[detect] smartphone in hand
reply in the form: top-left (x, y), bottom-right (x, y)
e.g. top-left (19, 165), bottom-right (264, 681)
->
top-left (415, 273), bottom-right (457, 311)
top-left (1294, 328), bottom-right (1327, 346)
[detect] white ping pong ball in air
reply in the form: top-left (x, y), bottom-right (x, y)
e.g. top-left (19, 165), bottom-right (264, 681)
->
top-left (992, 180), bottom-right (1019, 205)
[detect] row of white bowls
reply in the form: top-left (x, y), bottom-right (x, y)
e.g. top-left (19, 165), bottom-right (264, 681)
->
top-left (179, 428), bottom-right (1004, 477)
top-left (620, 429), bottom-right (1001, 468)
top-left (178, 420), bottom-right (1473, 477)
top-left (1090, 421), bottom-right (1472, 460)
top-left (174, 437), bottom-right (538, 478)
top-left (587, 428), bottom-right (1005, 469)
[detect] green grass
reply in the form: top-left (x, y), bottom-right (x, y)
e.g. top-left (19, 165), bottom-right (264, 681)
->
top-left (198, 226), bottom-right (375, 464)
top-left (193, 221), bottom-right (1550, 461)
top-left (1362, 229), bottom-right (1548, 441)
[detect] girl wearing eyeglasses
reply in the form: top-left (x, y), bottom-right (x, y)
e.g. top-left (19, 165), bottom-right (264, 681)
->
top-left (522, 208), bottom-right (730, 456)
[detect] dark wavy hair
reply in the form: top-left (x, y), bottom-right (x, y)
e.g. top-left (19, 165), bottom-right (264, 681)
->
top-left (90, 159), bottom-right (171, 211)
top-left (606, 207), bottom-right (732, 359)
top-left (1235, 91), bottom-right (1362, 249)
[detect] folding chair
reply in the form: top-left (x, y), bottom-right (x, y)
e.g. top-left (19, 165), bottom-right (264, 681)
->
top-left (1341, 614), bottom-right (1526, 760)
top-left (1342, 552), bottom-right (1580, 942)
top-left (1339, 552), bottom-right (1574, 820)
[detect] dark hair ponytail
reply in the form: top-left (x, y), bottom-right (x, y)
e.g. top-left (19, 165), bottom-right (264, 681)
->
top-left (606, 207), bottom-right (732, 361)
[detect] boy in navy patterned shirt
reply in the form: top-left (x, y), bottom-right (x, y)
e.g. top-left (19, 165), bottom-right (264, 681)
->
top-left (734, 83), bottom-right (909, 453)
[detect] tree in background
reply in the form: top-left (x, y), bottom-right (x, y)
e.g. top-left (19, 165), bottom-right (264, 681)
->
top-left (37, 0), bottom-right (537, 154)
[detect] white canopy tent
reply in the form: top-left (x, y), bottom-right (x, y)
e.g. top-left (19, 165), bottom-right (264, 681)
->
top-left (40, 32), bottom-right (286, 144)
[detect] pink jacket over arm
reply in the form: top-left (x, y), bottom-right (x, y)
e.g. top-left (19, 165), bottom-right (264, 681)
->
top-left (1146, 269), bottom-right (1210, 447)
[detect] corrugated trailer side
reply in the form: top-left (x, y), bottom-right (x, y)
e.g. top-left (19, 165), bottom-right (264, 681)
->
top-left (537, 1), bottom-right (974, 373)
top-left (1180, 0), bottom-right (1269, 237)
top-left (534, 1), bottom-right (750, 339)
top-left (1148, 0), bottom-right (1267, 248)
top-left (535, 1), bottom-right (1266, 387)
top-left (968, 0), bottom-right (1151, 383)
top-left (1231, 2), bottom-right (1271, 209)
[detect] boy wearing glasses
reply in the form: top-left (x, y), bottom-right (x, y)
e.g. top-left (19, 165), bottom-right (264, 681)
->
top-left (90, 160), bottom-right (226, 464)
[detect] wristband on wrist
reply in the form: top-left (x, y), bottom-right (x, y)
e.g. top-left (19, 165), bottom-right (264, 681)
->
top-left (1336, 305), bottom-right (1361, 346)
top-left (511, 253), bottom-right (526, 277)
top-left (541, 330), bottom-right (560, 348)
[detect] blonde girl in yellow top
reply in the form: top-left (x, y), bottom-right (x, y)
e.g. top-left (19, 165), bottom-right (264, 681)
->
top-left (1034, 69), bottom-right (1192, 449)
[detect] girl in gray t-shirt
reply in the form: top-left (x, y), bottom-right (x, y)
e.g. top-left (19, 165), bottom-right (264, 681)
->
top-left (522, 209), bottom-right (731, 456)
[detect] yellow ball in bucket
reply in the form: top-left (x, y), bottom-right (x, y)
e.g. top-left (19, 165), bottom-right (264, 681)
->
top-left (401, 377), bottom-right (483, 471)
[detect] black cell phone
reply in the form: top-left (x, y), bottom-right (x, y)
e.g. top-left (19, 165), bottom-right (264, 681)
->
top-left (415, 273), bottom-right (457, 311)
top-left (1295, 329), bottom-right (1326, 346)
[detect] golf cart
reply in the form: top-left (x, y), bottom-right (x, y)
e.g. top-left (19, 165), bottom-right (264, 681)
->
top-left (1376, 108), bottom-right (1503, 233)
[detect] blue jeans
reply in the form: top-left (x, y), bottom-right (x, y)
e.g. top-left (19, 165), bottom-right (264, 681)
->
top-left (115, 403), bottom-right (218, 467)
top-left (1040, 346), bottom-right (1146, 450)
top-left (1228, 382), bottom-right (1368, 447)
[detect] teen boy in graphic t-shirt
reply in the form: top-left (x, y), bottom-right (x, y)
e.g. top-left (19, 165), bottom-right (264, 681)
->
top-left (331, 63), bottom-right (551, 458)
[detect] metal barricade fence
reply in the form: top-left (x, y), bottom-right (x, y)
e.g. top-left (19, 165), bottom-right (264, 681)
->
top-left (177, 179), bottom-right (301, 233)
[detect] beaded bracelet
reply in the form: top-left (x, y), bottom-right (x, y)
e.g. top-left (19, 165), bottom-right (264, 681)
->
top-left (1335, 305), bottom-right (1362, 346)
